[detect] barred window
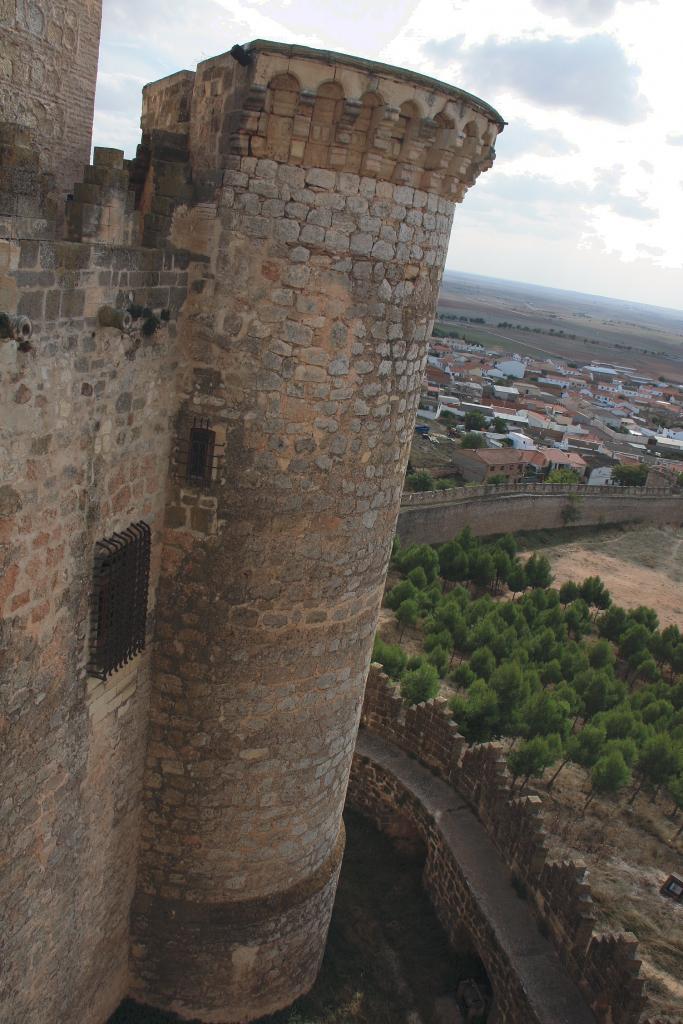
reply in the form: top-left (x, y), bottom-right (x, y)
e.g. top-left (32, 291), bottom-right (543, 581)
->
top-left (186, 421), bottom-right (216, 484)
top-left (88, 521), bottom-right (151, 680)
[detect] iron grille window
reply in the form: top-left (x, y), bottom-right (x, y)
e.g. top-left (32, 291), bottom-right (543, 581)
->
top-left (186, 420), bottom-right (216, 484)
top-left (88, 521), bottom-right (151, 680)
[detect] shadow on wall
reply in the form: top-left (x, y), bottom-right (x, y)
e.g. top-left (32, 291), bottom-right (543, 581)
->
top-left (109, 812), bottom-right (490, 1024)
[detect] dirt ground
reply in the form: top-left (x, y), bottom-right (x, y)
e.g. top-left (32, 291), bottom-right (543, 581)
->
top-left (522, 525), bottom-right (683, 628)
top-left (531, 762), bottom-right (683, 1020)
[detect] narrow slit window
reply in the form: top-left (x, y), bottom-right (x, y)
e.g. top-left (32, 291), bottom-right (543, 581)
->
top-left (186, 420), bottom-right (216, 484)
top-left (88, 521), bottom-right (151, 680)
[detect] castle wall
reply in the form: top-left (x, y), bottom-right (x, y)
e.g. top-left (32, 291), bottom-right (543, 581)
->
top-left (0, 149), bottom-right (193, 1021)
top-left (129, 43), bottom-right (503, 1022)
top-left (397, 485), bottom-right (682, 545)
top-left (352, 667), bottom-right (649, 1024)
top-left (0, 0), bottom-right (102, 198)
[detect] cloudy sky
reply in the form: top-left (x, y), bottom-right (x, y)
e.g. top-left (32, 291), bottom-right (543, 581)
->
top-left (94, 0), bottom-right (683, 309)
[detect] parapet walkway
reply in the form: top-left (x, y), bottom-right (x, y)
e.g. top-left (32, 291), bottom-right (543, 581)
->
top-left (355, 730), bottom-right (597, 1024)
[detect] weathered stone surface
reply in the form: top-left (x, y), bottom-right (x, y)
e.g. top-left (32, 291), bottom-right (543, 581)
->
top-left (357, 666), bottom-right (651, 1024)
top-left (1, 34), bottom-right (505, 1024)
top-left (397, 483), bottom-right (683, 546)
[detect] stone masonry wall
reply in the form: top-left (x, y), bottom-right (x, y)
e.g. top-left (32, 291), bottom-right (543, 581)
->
top-left (0, 122), bottom-right (200, 1022)
top-left (348, 746), bottom-right (595, 1024)
top-left (396, 485), bottom-right (682, 546)
top-left (129, 41), bottom-right (504, 1023)
top-left (0, 0), bottom-right (103, 198)
top-left (356, 666), bottom-right (651, 1024)
top-left (2, 37), bottom-right (505, 1024)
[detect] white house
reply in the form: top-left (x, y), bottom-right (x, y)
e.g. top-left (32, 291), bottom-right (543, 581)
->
top-left (507, 432), bottom-right (536, 450)
top-left (495, 358), bottom-right (526, 379)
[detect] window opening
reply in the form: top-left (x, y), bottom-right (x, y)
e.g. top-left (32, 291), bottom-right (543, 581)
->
top-left (187, 419), bottom-right (216, 484)
top-left (88, 521), bottom-right (151, 680)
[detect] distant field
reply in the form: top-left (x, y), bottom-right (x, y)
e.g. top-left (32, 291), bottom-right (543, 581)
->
top-left (437, 272), bottom-right (683, 382)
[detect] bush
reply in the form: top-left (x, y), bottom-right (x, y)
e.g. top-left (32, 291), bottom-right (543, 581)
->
top-left (400, 663), bottom-right (440, 705)
top-left (406, 470), bottom-right (434, 492)
top-left (372, 636), bottom-right (407, 679)
top-left (407, 566), bottom-right (428, 589)
top-left (385, 579), bottom-right (418, 610)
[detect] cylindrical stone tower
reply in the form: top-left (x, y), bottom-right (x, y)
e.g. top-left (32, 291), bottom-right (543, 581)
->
top-left (130, 41), bottom-right (503, 1022)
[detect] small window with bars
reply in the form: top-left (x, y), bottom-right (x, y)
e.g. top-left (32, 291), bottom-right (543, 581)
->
top-left (175, 415), bottom-right (223, 487)
top-left (186, 420), bottom-right (216, 484)
top-left (88, 521), bottom-right (151, 680)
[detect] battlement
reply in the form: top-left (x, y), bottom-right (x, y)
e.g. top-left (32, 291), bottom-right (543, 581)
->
top-left (1, 36), bottom-right (505, 1024)
top-left (141, 40), bottom-right (503, 200)
top-left (358, 666), bottom-right (650, 1024)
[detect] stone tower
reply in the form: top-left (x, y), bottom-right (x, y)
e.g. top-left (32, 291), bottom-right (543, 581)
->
top-left (0, 35), bottom-right (501, 1024)
top-left (0, 0), bottom-right (103, 198)
top-left (129, 42), bottom-right (503, 1022)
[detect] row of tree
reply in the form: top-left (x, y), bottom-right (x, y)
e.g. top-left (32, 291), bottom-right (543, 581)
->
top-left (374, 533), bottom-right (683, 825)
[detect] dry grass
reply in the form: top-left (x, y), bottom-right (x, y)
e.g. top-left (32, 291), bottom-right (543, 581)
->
top-left (522, 525), bottom-right (683, 628)
top-left (532, 762), bottom-right (683, 1019)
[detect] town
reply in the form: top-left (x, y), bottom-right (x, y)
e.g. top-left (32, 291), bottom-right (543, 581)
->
top-left (409, 315), bottom-right (683, 492)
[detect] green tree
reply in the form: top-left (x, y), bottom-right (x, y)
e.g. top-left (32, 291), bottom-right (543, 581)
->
top-left (541, 659), bottom-right (563, 686)
top-left (406, 469), bottom-right (434, 492)
top-left (565, 599), bottom-right (592, 640)
top-left (580, 576), bottom-right (612, 616)
top-left (427, 644), bottom-right (450, 677)
top-left (547, 724), bottom-right (606, 789)
top-left (584, 751), bottom-right (631, 809)
top-left (396, 598), bottom-right (419, 640)
top-left (439, 541), bottom-right (469, 582)
top-left (492, 548), bottom-right (512, 591)
top-left (385, 579), bottom-right (418, 611)
top-left (490, 660), bottom-right (530, 732)
top-left (559, 580), bottom-right (580, 606)
top-left (668, 774), bottom-right (683, 824)
top-left (524, 554), bottom-right (553, 589)
top-left (469, 550), bottom-right (496, 590)
top-left (400, 662), bottom-right (440, 705)
top-left (522, 691), bottom-right (571, 741)
top-left (630, 734), bottom-right (682, 803)
top-left (460, 431), bottom-right (486, 449)
top-left (451, 663), bottom-right (477, 688)
top-left (576, 669), bottom-right (627, 718)
top-left (547, 468), bottom-right (580, 484)
top-left (628, 605), bottom-right (659, 633)
top-left (508, 736), bottom-right (559, 788)
top-left (450, 681), bottom-right (501, 742)
top-left (372, 636), bottom-right (407, 679)
top-left (464, 411), bottom-right (488, 431)
top-left (470, 646), bottom-right (496, 681)
top-left (597, 605), bottom-right (629, 642)
top-left (589, 639), bottom-right (616, 671)
top-left (507, 563), bottom-right (527, 600)
top-left (612, 464), bottom-right (647, 486)
top-left (395, 544), bottom-right (440, 583)
top-left (619, 623), bottom-right (651, 661)
top-left (407, 566), bottom-right (428, 590)
top-left (492, 417), bottom-right (508, 433)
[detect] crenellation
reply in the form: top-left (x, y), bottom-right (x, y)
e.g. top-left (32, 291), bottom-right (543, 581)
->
top-left (357, 665), bottom-right (662, 1024)
top-left (0, 28), bottom-right (585, 1024)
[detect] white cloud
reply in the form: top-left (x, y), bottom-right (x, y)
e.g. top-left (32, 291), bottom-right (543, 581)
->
top-left (531, 0), bottom-right (650, 27)
top-left (90, 0), bottom-right (683, 308)
top-left (425, 33), bottom-right (650, 125)
top-left (495, 119), bottom-right (578, 160)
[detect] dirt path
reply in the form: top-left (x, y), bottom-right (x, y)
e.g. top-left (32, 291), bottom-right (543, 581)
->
top-left (524, 526), bottom-right (683, 628)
